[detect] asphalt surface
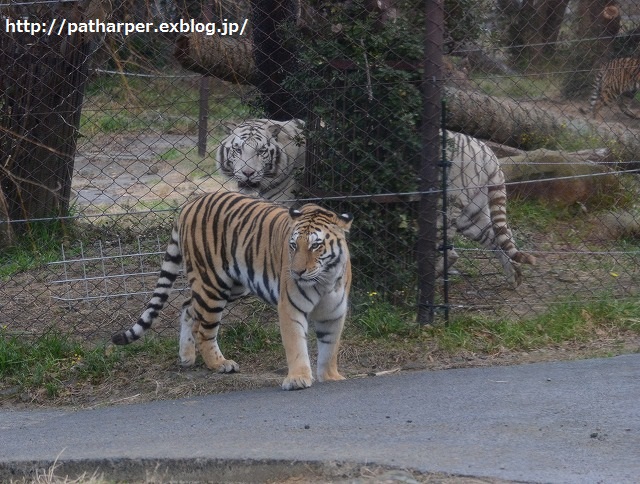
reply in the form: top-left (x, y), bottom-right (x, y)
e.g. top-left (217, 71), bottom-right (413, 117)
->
top-left (1, 354), bottom-right (638, 483)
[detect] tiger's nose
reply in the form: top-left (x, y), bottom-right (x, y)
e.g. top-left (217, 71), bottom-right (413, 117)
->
top-left (242, 168), bottom-right (255, 178)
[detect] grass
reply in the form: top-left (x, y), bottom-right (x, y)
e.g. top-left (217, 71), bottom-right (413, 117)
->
top-left (472, 73), bottom-right (562, 100)
top-left (430, 298), bottom-right (640, 354)
top-left (351, 291), bottom-right (415, 338)
top-left (80, 75), bottom-right (255, 136)
top-left (224, 320), bottom-right (282, 354)
top-left (2, 293), bottom-right (638, 406)
top-left (0, 221), bottom-right (73, 279)
top-left (0, 329), bottom-right (177, 400)
top-left (507, 198), bottom-right (568, 228)
top-left (9, 455), bottom-right (104, 484)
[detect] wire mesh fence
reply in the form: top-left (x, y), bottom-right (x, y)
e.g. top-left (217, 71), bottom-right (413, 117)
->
top-left (1, 0), bottom-right (640, 343)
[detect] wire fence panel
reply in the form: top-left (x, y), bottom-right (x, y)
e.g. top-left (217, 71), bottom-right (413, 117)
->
top-left (1, 0), bottom-right (640, 343)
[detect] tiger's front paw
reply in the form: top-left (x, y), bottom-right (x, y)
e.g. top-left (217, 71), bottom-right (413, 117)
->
top-left (282, 373), bottom-right (313, 391)
top-left (179, 348), bottom-right (197, 367)
top-left (319, 371), bottom-right (345, 382)
top-left (214, 359), bottom-right (239, 373)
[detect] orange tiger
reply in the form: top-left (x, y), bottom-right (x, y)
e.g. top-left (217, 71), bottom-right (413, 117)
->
top-left (112, 190), bottom-right (353, 390)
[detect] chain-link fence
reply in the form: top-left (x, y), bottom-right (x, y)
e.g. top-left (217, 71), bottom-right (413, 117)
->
top-left (1, 0), bottom-right (639, 343)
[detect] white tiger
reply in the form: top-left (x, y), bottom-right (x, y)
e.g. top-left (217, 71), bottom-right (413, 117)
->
top-left (215, 118), bottom-right (305, 203)
top-left (441, 130), bottom-right (536, 288)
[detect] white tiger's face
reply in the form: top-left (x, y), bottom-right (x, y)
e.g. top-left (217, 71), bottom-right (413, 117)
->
top-left (220, 134), bottom-right (279, 194)
top-left (216, 119), bottom-right (306, 202)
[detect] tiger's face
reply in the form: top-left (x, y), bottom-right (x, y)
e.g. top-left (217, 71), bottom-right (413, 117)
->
top-left (222, 135), bottom-right (280, 193)
top-left (287, 206), bottom-right (353, 285)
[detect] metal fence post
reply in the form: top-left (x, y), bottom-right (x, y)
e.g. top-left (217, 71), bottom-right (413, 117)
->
top-left (440, 103), bottom-right (451, 324)
top-left (417, 0), bottom-right (444, 325)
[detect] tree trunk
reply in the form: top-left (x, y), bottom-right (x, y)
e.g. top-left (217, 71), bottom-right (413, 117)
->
top-left (444, 86), bottom-right (640, 162)
top-left (500, 0), bottom-right (569, 69)
top-left (250, 0), bottom-right (305, 120)
top-left (174, 33), bottom-right (256, 83)
top-left (521, 0), bottom-right (570, 68)
top-left (0, 0), bottom-right (109, 245)
top-left (500, 148), bottom-right (618, 208)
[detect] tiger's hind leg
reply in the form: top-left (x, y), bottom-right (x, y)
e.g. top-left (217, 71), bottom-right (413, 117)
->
top-left (190, 285), bottom-right (239, 373)
top-left (179, 299), bottom-right (197, 366)
top-left (493, 251), bottom-right (522, 289)
top-left (619, 91), bottom-right (640, 119)
top-left (455, 196), bottom-right (522, 288)
top-left (435, 204), bottom-right (460, 278)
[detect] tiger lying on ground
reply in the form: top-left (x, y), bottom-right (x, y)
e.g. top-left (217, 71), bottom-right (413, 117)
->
top-left (442, 130), bottom-right (536, 288)
top-left (589, 57), bottom-right (640, 119)
top-left (112, 190), bottom-right (353, 391)
top-left (216, 118), bottom-right (305, 203)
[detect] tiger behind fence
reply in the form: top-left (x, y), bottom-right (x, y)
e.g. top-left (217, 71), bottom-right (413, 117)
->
top-left (589, 57), bottom-right (640, 119)
top-left (215, 121), bottom-right (534, 287)
top-left (216, 118), bottom-right (305, 203)
top-left (111, 190), bottom-right (353, 391)
top-left (443, 131), bottom-right (536, 288)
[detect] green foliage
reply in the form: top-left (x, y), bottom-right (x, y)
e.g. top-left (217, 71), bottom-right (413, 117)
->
top-left (159, 148), bottom-right (181, 161)
top-left (430, 297), bottom-right (640, 353)
top-left (474, 74), bottom-right (562, 100)
top-left (223, 321), bottom-right (282, 354)
top-left (0, 330), bottom-right (180, 398)
top-left (285, 1), bottom-right (423, 293)
top-left (2, 294), bottom-right (639, 403)
top-left (0, 220), bottom-right (71, 279)
top-left (0, 331), bottom-right (103, 397)
top-left (352, 291), bottom-right (414, 338)
top-left (506, 198), bottom-right (566, 229)
top-left (115, 335), bottom-right (178, 359)
top-left (444, 0), bottom-right (490, 46)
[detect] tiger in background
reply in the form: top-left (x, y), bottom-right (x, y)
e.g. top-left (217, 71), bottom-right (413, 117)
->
top-left (442, 130), bottom-right (536, 288)
top-left (589, 57), bottom-right (640, 119)
top-left (216, 118), bottom-right (305, 203)
top-left (215, 120), bottom-right (534, 287)
top-left (112, 190), bottom-right (353, 391)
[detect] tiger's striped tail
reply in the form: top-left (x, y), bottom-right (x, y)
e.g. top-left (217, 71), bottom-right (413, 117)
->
top-left (589, 67), bottom-right (606, 117)
top-left (488, 180), bottom-right (536, 266)
top-left (111, 226), bottom-right (183, 345)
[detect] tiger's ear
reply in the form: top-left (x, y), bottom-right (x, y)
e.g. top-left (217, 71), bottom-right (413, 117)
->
top-left (220, 121), bottom-right (238, 134)
top-left (289, 207), bottom-right (303, 218)
top-left (336, 212), bottom-right (353, 231)
top-left (267, 124), bottom-right (284, 140)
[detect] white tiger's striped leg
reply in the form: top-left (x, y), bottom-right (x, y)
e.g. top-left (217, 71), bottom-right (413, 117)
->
top-left (454, 193), bottom-right (520, 288)
top-left (178, 300), bottom-right (197, 366)
top-left (190, 289), bottom-right (239, 373)
top-left (435, 248), bottom-right (459, 278)
top-left (279, 312), bottom-right (313, 390)
top-left (495, 252), bottom-right (522, 289)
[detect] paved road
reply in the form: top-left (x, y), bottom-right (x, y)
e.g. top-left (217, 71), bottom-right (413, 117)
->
top-left (1, 354), bottom-right (638, 483)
